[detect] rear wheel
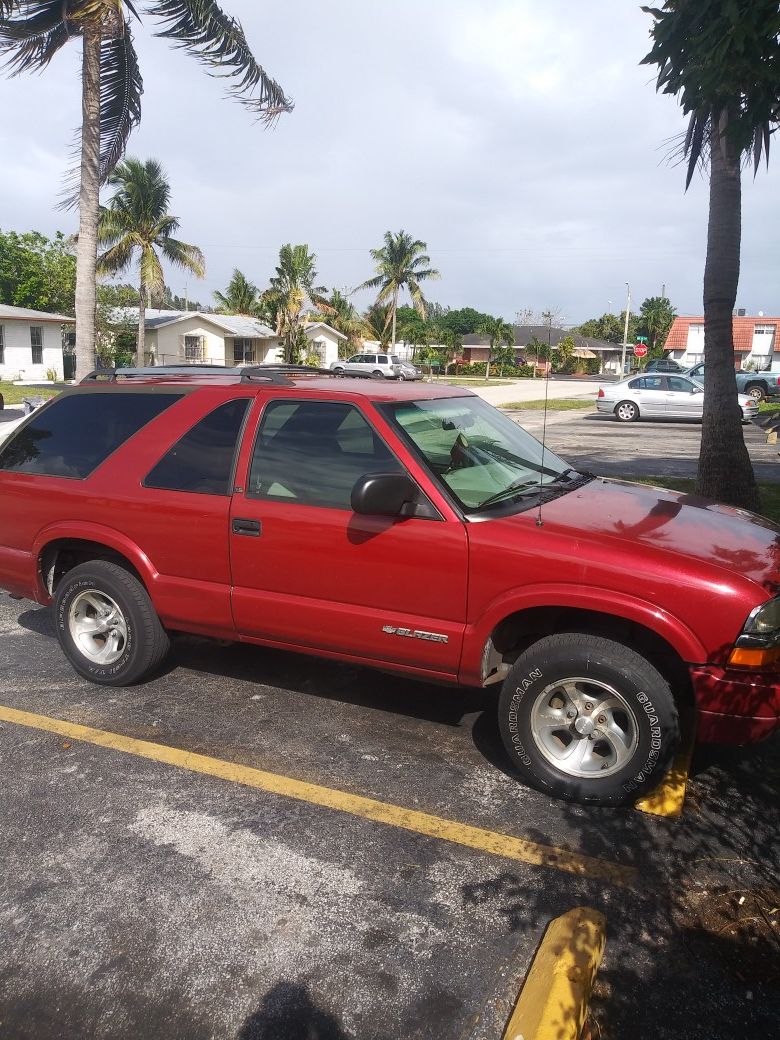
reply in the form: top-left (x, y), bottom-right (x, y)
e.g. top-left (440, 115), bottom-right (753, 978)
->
top-left (615, 400), bottom-right (639, 422)
top-left (746, 384), bottom-right (766, 402)
top-left (371, 369), bottom-right (384, 379)
top-left (497, 633), bottom-right (678, 805)
top-left (54, 560), bottom-right (170, 686)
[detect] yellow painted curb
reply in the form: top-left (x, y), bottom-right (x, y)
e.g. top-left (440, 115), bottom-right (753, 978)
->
top-left (502, 907), bottom-right (606, 1040)
top-left (634, 711), bottom-right (696, 818)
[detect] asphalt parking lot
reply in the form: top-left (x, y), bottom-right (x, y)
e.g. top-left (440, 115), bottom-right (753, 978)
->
top-left (508, 404), bottom-right (780, 482)
top-left (1, 597), bottom-right (778, 1040)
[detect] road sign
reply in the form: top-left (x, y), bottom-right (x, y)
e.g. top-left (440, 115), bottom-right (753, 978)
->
top-left (634, 344), bottom-right (648, 358)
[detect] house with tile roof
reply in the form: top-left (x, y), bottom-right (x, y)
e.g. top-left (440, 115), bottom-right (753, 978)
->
top-left (664, 314), bottom-right (780, 372)
top-left (462, 325), bottom-right (620, 373)
top-left (0, 304), bottom-right (75, 381)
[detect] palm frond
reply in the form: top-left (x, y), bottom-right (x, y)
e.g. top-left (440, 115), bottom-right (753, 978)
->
top-left (146, 0), bottom-right (292, 123)
top-left (139, 244), bottom-right (165, 294)
top-left (159, 237), bottom-right (205, 277)
top-left (0, 1), bottom-right (73, 74)
top-left (97, 237), bottom-right (135, 277)
top-left (99, 36), bottom-right (143, 184)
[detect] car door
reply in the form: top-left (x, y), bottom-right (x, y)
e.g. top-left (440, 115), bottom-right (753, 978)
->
top-left (229, 395), bottom-right (468, 677)
top-left (631, 375), bottom-right (666, 415)
top-left (664, 376), bottom-right (703, 419)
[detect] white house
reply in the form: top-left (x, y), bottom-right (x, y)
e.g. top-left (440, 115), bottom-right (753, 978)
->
top-left (0, 304), bottom-right (73, 381)
top-left (303, 322), bottom-right (346, 366)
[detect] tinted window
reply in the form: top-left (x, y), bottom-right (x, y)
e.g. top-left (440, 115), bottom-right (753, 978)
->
top-left (144, 398), bottom-right (249, 495)
top-left (630, 376), bottom-right (663, 390)
top-left (0, 392), bottom-right (181, 479)
top-left (248, 400), bottom-right (402, 509)
top-left (378, 355), bottom-right (388, 364)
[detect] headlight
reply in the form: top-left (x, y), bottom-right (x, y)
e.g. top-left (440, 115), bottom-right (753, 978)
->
top-left (743, 597), bottom-right (780, 636)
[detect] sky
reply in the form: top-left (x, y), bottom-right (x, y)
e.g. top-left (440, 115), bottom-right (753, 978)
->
top-left (1, 1), bottom-right (778, 325)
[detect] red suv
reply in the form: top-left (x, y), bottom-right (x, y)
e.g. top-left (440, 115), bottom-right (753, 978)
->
top-left (1, 366), bottom-right (778, 805)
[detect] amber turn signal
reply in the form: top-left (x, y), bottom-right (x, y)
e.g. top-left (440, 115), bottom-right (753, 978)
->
top-left (727, 645), bottom-right (780, 669)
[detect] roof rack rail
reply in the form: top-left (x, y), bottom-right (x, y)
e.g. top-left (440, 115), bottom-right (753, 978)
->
top-left (80, 369), bottom-right (117, 383)
top-left (79, 363), bottom-right (359, 387)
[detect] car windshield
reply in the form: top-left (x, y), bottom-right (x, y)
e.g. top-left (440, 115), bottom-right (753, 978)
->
top-left (379, 396), bottom-right (581, 513)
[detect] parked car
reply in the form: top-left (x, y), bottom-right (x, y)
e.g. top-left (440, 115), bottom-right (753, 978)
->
top-left (596, 373), bottom-right (759, 422)
top-left (686, 361), bottom-right (780, 402)
top-left (0, 365), bottom-right (778, 806)
top-left (396, 360), bottom-right (421, 381)
top-left (644, 358), bottom-right (684, 373)
top-left (330, 352), bottom-right (402, 379)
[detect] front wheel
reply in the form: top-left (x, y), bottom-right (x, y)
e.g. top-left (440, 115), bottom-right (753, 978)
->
top-left (54, 560), bottom-right (170, 686)
top-left (615, 400), bottom-right (639, 422)
top-left (332, 366), bottom-right (345, 375)
top-left (497, 633), bottom-right (679, 805)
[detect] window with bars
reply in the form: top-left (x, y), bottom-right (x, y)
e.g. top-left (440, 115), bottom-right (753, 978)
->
top-left (233, 338), bottom-right (256, 364)
top-left (30, 326), bottom-right (43, 365)
top-left (183, 335), bottom-right (204, 362)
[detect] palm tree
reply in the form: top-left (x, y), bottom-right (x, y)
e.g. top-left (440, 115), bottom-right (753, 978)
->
top-left (312, 289), bottom-right (369, 354)
top-left (363, 302), bottom-right (393, 349)
top-left (357, 230), bottom-right (440, 350)
top-left (642, 0), bottom-right (778, 511)
top-left (477, 317), bottom-right (514, 381)
top-left (0, 2), bottom-right (291, 382)
top-left (97, 158), bottom-right (205, 363)
top-left (214, 269), bottom-right (266, 318)
top-left (263, 244), bottom-right (328, 363)
top-left (638, 295), bottom-right (676, 353)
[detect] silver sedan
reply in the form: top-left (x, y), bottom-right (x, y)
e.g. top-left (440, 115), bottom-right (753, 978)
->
top-left (596, 373), bottom-right (759, 423)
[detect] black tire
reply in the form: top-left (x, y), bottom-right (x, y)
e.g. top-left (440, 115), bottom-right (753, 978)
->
top-left (746, 384), bottom-right (766, 402)
top-left (497, 633), bottom-right (679, 806)
top-left (332, 366), bottom-right (345, 375)
top-left (615, 400), bottom-right (639, 423)
top-left (54, 560), bottom-right (170, 686)
top-left (398, 373), bottom-right (406, 381)
top-left (371, 369), bottom-right (384, 379)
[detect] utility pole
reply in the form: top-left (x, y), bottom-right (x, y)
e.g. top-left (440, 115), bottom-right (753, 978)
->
top-left (620, 283), bottom-right (631, 377)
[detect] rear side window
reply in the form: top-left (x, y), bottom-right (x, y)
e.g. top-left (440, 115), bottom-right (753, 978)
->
top-left (0, 392), bottom-right (182, 479)
top-left (144, 398), bottom-right (249, 495)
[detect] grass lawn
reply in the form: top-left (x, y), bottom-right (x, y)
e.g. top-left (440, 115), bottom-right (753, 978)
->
top-left (502, 398), bottom-right (594, 410)
top-left (623, 475), bottom-right (780, 525)
top-left (758, 400), bottom-right (780, 412)
top-left (0, 381), bottom-right (61, 406)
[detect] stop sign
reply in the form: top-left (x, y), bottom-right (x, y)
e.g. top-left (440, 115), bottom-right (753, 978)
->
top-left (634, 344), bottom-right (648, 358)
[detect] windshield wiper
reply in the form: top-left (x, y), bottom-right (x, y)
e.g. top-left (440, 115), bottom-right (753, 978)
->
top-left (476, 468), bottom-right (592, 512)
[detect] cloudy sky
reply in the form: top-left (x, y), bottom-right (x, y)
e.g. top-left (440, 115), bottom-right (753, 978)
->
top-left (1, 1), bottom-right (777, 324)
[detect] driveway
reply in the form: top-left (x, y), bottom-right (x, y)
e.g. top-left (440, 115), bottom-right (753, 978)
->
top-left (470, 377), bottom-right (598, 408)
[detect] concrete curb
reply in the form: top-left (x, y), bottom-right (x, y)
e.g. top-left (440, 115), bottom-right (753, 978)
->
top-left (502, 907), bottom-right (606, 1040)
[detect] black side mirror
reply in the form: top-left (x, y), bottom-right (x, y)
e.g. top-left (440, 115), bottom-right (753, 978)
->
top-left (351, 472), bottom-right (433, 518)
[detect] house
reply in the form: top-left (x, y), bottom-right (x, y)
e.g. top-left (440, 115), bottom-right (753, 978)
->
top-left (303, 322), bottom-right (346, 366)
top-left (664, 314), bottom-right (780, 372)
top-left (116, 310), bottom-right (346, 368)
top-left (462, 325), bottom-right (618, 373)
top-left (114, 309), bottom-right (282, 367)
top-left (0, 304), bottom-right (74, 381)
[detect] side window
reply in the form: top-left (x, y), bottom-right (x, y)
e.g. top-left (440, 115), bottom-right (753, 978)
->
top-left (0, 392), bottom-right (182, 479)
top-left (248, 400), bottom-right (403, 509)
top-left (144, 398), bottom-right (249, 495)
top-left (628, 378), bottom-right (643, 390)
top-left (378, 355), bottom-right (388, 364)
top-left (667, 377), bottom-right (693, 392)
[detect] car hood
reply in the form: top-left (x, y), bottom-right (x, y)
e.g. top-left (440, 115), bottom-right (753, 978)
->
top-left (515, 476), bottom-right (780, 595)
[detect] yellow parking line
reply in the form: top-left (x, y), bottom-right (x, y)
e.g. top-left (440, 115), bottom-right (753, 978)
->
top-left (0, 704), bottom-right (635, 888)
top-left (634, 714), bottom-right (696, 818)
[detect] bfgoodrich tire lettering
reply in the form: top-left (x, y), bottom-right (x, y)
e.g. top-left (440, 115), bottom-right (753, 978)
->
top-left (54, 560), bottom-right (170, 686)
top-left (497, 633), bottom-right (679, 806)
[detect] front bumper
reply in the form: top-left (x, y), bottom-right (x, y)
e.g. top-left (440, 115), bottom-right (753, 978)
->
top-left (690, 665), bottom-right (780, 743)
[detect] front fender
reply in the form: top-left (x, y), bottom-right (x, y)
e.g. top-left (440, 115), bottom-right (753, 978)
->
top-left (458, 582), bottom-right (708, 686)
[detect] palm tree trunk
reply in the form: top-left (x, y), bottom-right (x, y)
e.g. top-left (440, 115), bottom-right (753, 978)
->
top-left (137, 279), bottom-right (146, 365)
top-left (485, 344), bottom-right (492, 382)
top-left (391, 286), bottom-right (399, 350)
top-left (74, 26), bottom-right (101, 382)
top-left (696, 120), bottom-right (759, 511)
